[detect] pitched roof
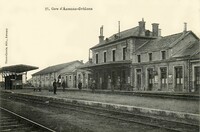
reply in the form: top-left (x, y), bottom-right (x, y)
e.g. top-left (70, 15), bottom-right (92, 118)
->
top-left (173, 40), bottom-right (200, 58)
top-left (136, 31), bottom-right (187, 53)
top-left (91, 26), bottom-right (154, 49)
top-left (32, 60), bottom-right (83, 76)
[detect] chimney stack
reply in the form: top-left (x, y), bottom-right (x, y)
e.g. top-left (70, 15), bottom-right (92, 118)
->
top-left (184, 22), bottom-right (187, 32)
top-left (158, 29), bottom-right (161, 37)
top-left (138, 18), bottom-right (146, 36)
top-left (152, 23), bottom-right (159, 37)
top-left (99, 25), bottom-right (104, 43)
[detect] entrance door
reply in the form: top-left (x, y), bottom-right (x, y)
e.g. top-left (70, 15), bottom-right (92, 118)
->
top-left (111, 71), bottom-right (116, 89)
top-left (160, 67), bottom-right (167, 90)
top-left (5, 76), bottom-right (12, 89)
top-left (136, 69), bottom-right (142, 90)
top-left (102, 72), bottom-right (107, 89)
top-left (74, 75), bottom-right (77, 88)
top-left (95, 73), bottom-right (99, 89)
top-left (148, 68), bottom-right (154, 91)
top-left (194, 66), bottom-right (200, 91)
top-left (175, 66), bottom-right (183, 91)
top-left (66, 76), bottom-right (68, 88)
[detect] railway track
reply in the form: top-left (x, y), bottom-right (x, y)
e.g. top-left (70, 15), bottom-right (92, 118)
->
top-left (0, 106), bottom-right (55, 132)
top-left (1, 92), bottom-right (199, 132)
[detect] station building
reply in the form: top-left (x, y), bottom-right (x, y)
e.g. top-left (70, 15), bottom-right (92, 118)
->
top-left (83, 19), bottom-right (158, 90)
top-left (32, 60), bottom-right (91, 88)
top-left (133, 30), bottom-right (200, 92)
top-left (81, 19), bottom-right (200, 92)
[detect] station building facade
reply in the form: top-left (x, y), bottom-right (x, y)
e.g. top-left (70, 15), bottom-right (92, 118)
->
top-left (84, 19), bottom-right (158, 90)
top-left (82, 19), bottom-right (200, 92)
top-left (32, 60), bottom-right (91, 89)
top-left (132, 31), bottom-right (200, 92)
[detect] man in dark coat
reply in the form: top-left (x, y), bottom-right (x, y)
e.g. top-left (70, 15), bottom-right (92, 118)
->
top-left (62, 81), bottom-right (66, 92)
top-left (78, 81), bottom-right (82, 90)
top-left (53, 79), bottom-right (57, 94)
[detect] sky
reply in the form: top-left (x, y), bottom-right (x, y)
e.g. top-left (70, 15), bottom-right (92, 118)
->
top-left (0, 0), bottom-right (200, 79)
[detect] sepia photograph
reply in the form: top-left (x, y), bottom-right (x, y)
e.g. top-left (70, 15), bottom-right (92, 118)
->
top-left (0, 0), bottom-right (199, 131)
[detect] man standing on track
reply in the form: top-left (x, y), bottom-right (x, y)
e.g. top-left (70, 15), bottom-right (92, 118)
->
top-left (53, 79), bottom-right (57, 94)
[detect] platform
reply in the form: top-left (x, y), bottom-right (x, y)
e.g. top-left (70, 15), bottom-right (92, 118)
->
top-left (1, 88), bottom-right (199, 123)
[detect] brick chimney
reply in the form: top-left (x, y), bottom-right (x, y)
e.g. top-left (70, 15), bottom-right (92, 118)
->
top-left (158, 29), bottom-right (161, 37)
top-left (99, 25), bottom-right (104, 43)
top-left (138, 18), bottom-right (145, 36)
top-left (184, 22), bottom-right (187, 32)
top-left (152, 23), bottom-right (159, 37)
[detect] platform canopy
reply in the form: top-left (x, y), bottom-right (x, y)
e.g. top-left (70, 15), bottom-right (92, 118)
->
top-left (0, 64), bottom-right (38, 73)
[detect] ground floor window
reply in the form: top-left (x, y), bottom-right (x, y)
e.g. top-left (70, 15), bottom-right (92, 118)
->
top-left (136, 69), bottom-right (142, 89)
top-left (174, 66), bottom-right (183, 91)
top-left (194, 66), bottom-right (200, 90)
top-left (147, 68), bottom-right (154, 90)
top-left (160, 67), bottom-right (167, 89)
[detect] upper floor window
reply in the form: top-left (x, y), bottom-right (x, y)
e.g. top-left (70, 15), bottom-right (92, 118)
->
top-left (123, 47), bottom-right (126, 60)
top-left (96, 53), bottom-right (98, 64)
top-left (161, 51), bottom-right (166, 60)
top-left (149, 53), bottom-right (152, 61)
top-left (104, 52), bottom-right (107, 63)
top-left (112, 50), bottom-right (116, 61)
top-left (137, 55), bottom-right (141, 63)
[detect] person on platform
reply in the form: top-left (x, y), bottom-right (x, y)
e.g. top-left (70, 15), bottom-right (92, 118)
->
top-left (62, 81), bottom-right (66, 92)
top-left (91, 80), bottom-right (96, 92)
top-left (53, 79), bottom-right (57, 94)
top-left (78, 81), bottom-right (82, 90)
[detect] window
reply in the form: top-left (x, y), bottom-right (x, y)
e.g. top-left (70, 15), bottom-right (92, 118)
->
top-left (149, 53), bottom-right (152, 61)
top-left (104, 52), bottom-right (107, 63)
top-left (160, 67), bottom-right (167, 89)
top-left (161, 51), bottom-right (166, 60)
top-left (148, 68), bottom-right (154, 90)
top-left (123, 47), bottom-right (126, 60)
top-left (194, 67), bottom-right (200, 88)
top-left (137, 55), bottom-right (141, 63)
top-left (96, 53), bottom-right (98, 64)
top-left (112, 50), bottom-right (116, 61)
top-left (175, 67), bottom-right (183, 84)
top-left (136, 69), bottom-right (142, 88)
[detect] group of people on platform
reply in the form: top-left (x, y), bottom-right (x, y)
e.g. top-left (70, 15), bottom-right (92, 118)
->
top-left (52, 79), bottom-right (67, 94)
top-left (52, 79), bottom-right (96, 94)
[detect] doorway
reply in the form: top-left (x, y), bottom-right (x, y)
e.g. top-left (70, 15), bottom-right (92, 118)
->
top-left (136, 69), bottom-right (142, 90)
top-left (160, 67), bottom-right (167, 90)
top-left (175, 66), bottom-right (183, 91)
top-left (194, 66), bottom-right (200, 91)
top-left (147, 68), bottom-right (154, 91)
